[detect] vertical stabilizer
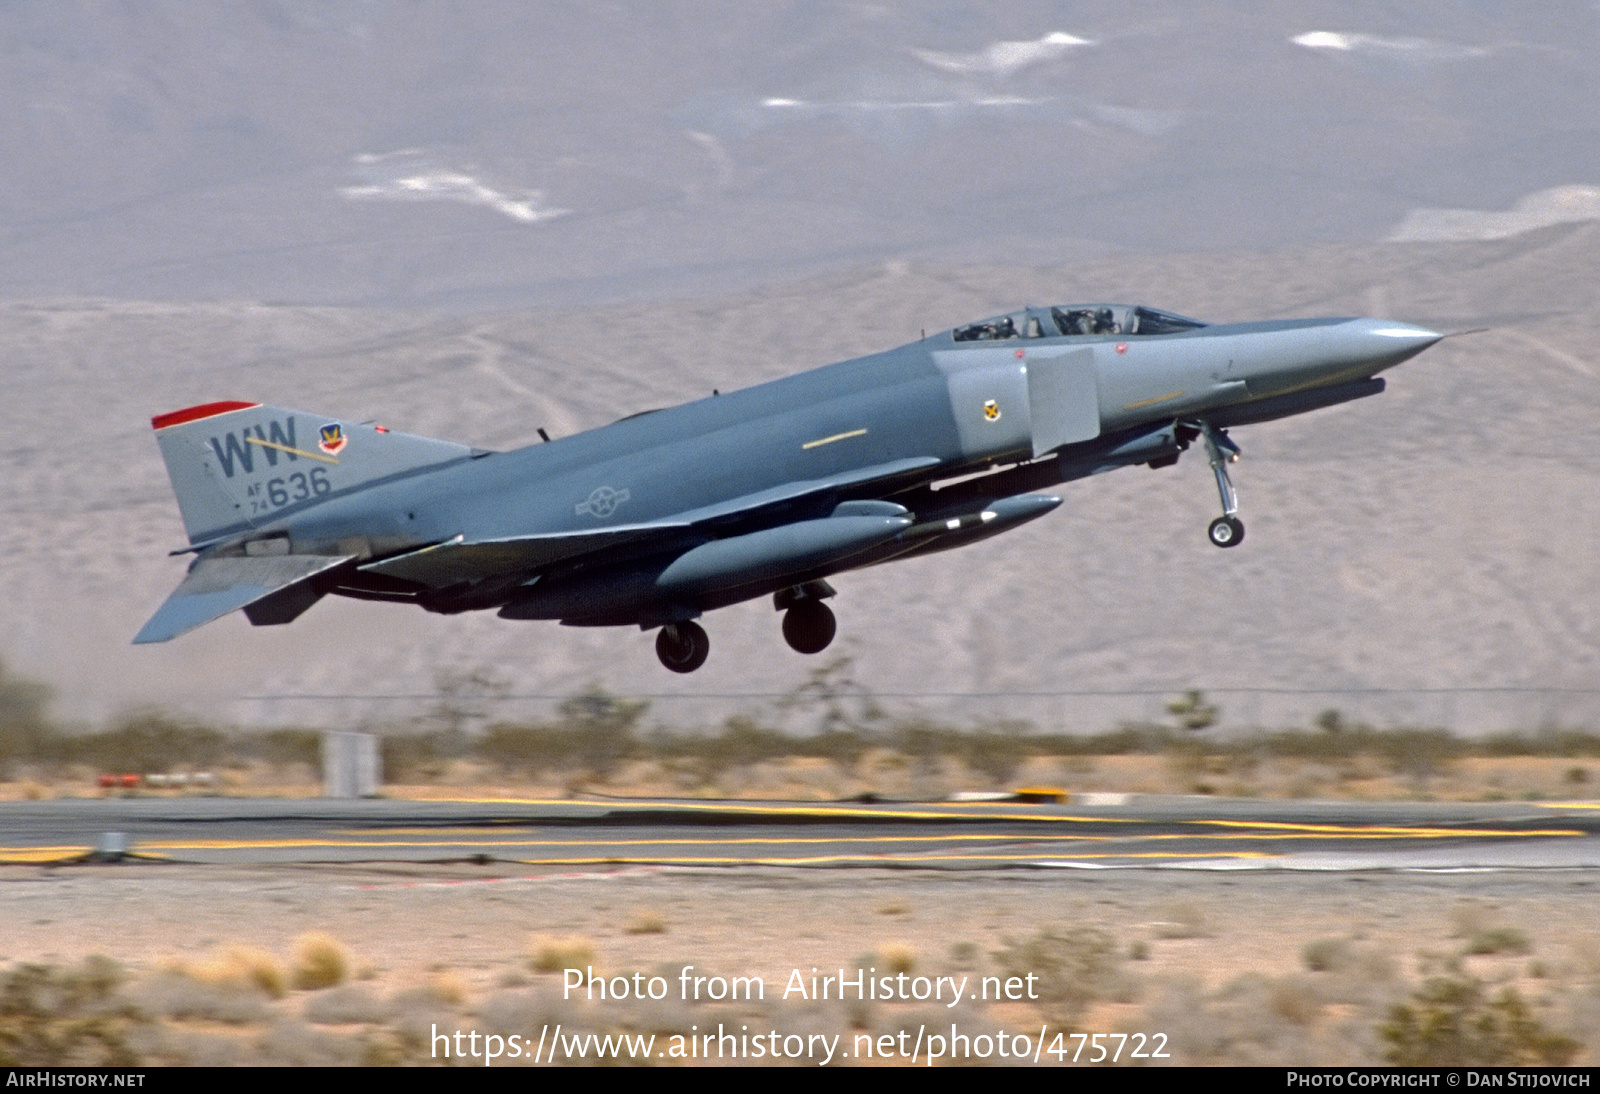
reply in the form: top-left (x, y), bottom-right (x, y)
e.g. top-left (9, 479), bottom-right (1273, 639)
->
top-left (149, 401), bottom-right (476, 544)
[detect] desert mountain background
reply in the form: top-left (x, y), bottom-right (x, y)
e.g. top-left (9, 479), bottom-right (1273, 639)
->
top-left (1, 2), bottom-right (1597, 733)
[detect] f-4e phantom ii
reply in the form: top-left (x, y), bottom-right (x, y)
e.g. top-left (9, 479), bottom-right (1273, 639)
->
top-left (137, 303), bottom-right (1441, 672)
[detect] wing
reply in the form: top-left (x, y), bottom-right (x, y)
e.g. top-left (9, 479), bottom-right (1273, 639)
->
top-left (357, 525), bottom-right (687, 586)
top-left (134, 552), bottom-right (356, 644)
top-left (357, 455), bottom-right (942, 589)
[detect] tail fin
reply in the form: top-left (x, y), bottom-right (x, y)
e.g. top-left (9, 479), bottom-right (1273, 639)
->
top-left (150, 401), bottom-right (477, 544)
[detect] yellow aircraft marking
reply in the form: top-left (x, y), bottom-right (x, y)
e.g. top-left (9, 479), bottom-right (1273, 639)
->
top-left (801, 428), bottom-right (868, 450)
top-left (244, 436), bottom-right (339, 464)
top-left (1121, 390), bottom-right (1185, 411)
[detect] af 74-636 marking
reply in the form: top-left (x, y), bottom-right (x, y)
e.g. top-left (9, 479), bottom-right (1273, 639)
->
top-left (136, 303), bottom-right (1442, 672)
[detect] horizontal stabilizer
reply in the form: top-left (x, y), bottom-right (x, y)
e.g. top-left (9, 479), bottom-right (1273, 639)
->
top-left (134, 553), bottom-right (355, 644)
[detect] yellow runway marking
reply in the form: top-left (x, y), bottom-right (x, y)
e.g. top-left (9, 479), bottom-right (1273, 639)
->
top-left (3, 806), bottom-right (1579, 865)
top-left (332, 830), bottom-right (1110, 844)
top-left (33, 836), bottom-right (1043, 858)
top-left (330, 829), bottom-right (1553, 845)
top-left (421, 797), bottom-right (1140, 824)
top-left (1196, 819), bottom-right (1583, 839)
top-left (12, 824), bottom-right (1563, 859)
top-left (0, 847), bottom-right (92, 863)
top-left (499, 851), bottom-right (1283, 866)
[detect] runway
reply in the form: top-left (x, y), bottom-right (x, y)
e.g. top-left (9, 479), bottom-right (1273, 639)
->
top-left (1, 794), bottom-right (1596, 870)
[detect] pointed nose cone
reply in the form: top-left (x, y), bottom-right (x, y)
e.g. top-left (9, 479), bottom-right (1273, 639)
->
top-left (1359, 321), bottom-right (1444, 370)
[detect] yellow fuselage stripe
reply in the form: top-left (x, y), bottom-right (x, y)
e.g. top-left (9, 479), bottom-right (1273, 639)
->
top-left (802, 428), bottom-right (868, 449)
top-left (1122, 390), bottom-right (1184, 411)
top-left (244, 436), bottom-right (339, 464)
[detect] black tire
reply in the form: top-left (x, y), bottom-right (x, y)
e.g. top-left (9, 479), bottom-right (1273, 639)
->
top-left (782, 600), bottom-right (837, 655)
top-left (1208, 515), bottom-right (1245, 549)
top-left (656, 620), bottom-right (710, 673)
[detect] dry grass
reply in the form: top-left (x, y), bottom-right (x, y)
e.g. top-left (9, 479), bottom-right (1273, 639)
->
top-left (624, 909), bottom-right (666, 935)
top-left (6, 749), bottom-right (1600, 805)
top-left (877, 943), bottom-right (916, 975)
top-left (291, 932), bottom-right (350, 991)
top-left (1153, 901), bottom-right (1210, 940)
top-left (398, 970), bottom-right (466, 1008)
top-left (526, 934), bottom-right (596, 974)
top-left (177, 946), bottom-right (287, 1000)
top-left (3, 890), bottom-right (1597, 1066)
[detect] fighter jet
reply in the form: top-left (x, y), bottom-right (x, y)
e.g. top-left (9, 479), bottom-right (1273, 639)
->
top-left (136, 303), bottom-right (1441, 672)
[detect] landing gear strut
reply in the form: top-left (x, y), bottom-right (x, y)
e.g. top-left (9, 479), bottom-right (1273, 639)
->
top-left (656, 620), bottom-right (709, 673)
top-left (1199, 423), bottom-right (1244, 549)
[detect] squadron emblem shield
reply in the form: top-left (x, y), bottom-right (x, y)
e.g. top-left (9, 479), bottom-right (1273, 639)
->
top-left (318, 423), bottom-right (347, 455)
top-left (982, 399), bottom-right (1001, 422)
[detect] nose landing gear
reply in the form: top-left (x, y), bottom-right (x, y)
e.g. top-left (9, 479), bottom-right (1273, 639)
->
top-left (1199, 423), bottom-right (1244, 548)
top-left (1208, 514), bottom-right (1244, 548)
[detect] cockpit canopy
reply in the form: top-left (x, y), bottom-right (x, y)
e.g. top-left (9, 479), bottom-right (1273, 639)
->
top-left (950, 304), bottom-right (1207, 342)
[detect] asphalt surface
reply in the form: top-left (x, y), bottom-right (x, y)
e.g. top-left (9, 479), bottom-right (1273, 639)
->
top-left (2, 794), bottom-right (1596, 870)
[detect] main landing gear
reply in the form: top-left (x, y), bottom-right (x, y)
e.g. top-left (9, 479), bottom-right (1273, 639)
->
top-left (776, 581), bottom-right (837, 655)
top-left (782, 599), bottom-right (837, 654)
top-left (656, 620), bottom-right (709, 673)
top-left (1199, 422), bottom-right (1245, 549)
top-left (652, 581), bottom-right (840, 673)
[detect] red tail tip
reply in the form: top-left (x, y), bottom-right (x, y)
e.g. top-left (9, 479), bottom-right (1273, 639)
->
top-left (150, 401), bottom-right (260, 430)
